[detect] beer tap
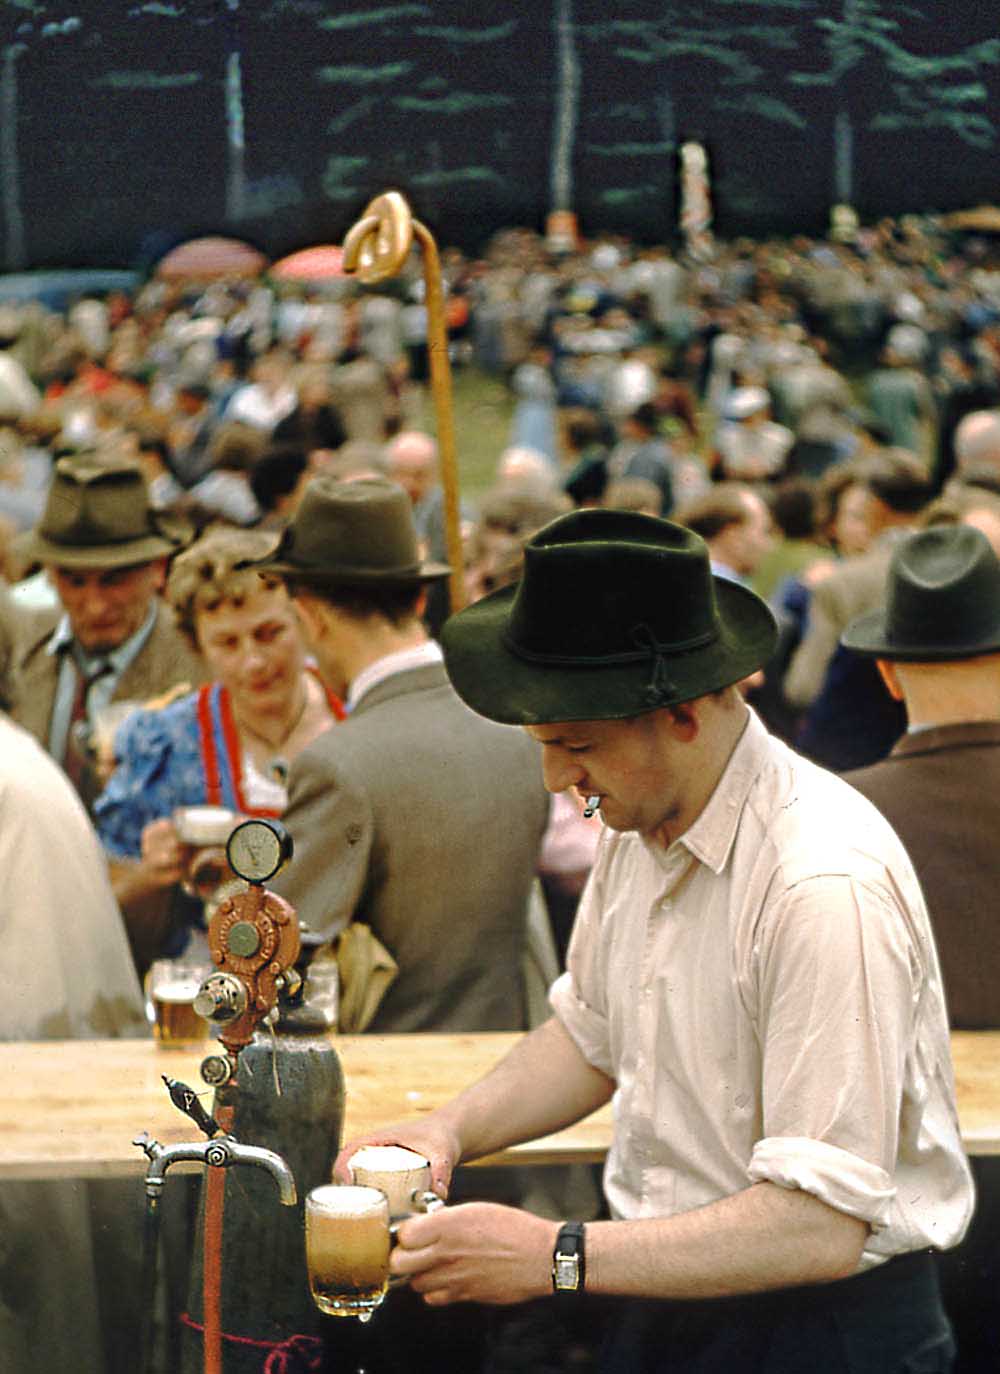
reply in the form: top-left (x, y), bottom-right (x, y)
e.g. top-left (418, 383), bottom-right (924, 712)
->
top-left (133, 818), bottom-right (309, 1374)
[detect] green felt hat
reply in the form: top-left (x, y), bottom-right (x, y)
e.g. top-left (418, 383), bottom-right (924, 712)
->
top-left (14, 454), bottom-right (190, 570)
top-left (441, 508), bottom-right (778, 725)
top-left (247, 476), bottom-right (450, 587)
top-left (842, 524), bottom-right (1000, 661)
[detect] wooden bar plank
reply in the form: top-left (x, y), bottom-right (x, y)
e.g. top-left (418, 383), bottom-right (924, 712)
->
top-left (0, 1031), bottom-right (996, 1181)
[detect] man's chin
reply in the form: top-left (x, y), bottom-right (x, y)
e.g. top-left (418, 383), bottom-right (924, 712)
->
top-left (77, 636), bottom-right (126, 655)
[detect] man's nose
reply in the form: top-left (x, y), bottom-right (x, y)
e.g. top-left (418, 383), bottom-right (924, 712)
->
top-left (541, 746), bottom-right (582, 795)
top-left (81, 583), bottom-right (114, 619)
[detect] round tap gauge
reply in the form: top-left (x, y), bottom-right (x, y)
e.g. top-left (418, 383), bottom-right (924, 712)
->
top-left (225, 818), bottom-right (293, 886)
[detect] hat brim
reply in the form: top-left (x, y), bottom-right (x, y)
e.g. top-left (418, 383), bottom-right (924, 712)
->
top-left (842, 608), bottom-right (1000, 661)
top-left (441, 575), bottom-right (777, 725)
top-left (12, 524), bottom-right (190, 570)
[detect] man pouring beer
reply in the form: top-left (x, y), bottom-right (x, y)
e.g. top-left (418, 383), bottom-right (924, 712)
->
top-left (337, 510), bottom-right (973, 1374)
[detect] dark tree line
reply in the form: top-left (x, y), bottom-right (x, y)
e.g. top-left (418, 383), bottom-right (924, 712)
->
top-left (1, 0), bottom-right (998, 270)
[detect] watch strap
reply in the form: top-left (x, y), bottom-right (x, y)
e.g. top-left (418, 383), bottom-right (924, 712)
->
top-left (551, 1220), bottom-right (586, 1294)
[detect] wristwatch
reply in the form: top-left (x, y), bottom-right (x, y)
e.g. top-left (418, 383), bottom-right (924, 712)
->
top-left (551, 1220), bottom-right (586, 1294)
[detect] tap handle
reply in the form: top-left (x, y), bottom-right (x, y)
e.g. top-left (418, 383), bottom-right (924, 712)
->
top-left (161, 1075), bottom-right (221, 1139)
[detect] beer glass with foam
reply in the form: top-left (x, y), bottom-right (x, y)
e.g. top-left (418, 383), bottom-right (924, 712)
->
top-left (306, 1185), bottom-right (391, 1321)
top-left (348, 1144), bottom-right (433, 1221)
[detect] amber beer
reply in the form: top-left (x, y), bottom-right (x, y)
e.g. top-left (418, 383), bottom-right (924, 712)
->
top-left (146, 961), bottom-right (210, 1044)
top-left (306, 1185), bottom-right (390, 1320)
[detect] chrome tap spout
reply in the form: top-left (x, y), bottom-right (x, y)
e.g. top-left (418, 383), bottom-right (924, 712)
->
top-left (133, 1131), bottom-right (297, 1205)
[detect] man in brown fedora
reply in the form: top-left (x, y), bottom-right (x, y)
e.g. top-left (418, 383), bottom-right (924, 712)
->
top-left (843, 523), bottom-right (1000, 1373)
top-left (337, 508), bottom-right (972, 1374)
top-left (10, 453), bottom-right (203, 811)
top-left (252, 475), bottom-right (550, 1036)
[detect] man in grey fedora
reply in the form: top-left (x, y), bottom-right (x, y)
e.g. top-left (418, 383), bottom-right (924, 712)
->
top-left (337, 507), bottom-right (972, 1374)
top-left (10, 454), bottom-right (204, 815)
top-left (251, 475), bottom-right (550, 1036)
top-left (843, 522), bottom-right (1000, 1373)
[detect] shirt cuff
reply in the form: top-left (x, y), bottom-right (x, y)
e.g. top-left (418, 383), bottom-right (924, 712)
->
top-left (549, 971), bottom-right (614, 1078)
top-left (748, 1136), bottom-right (896, 1230)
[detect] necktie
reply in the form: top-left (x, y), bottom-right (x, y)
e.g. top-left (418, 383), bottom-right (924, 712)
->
top-left (64, 659), bottom-right (111, 797)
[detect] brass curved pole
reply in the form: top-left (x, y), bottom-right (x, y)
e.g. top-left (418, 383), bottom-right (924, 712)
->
top-left (342, 191), bottom-right (465, 615)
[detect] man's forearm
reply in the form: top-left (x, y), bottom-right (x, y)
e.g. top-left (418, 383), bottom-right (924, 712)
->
top-left (393, 1179), bottom-right (869, 1309)
top-left (586, 1181), bottom-right (869, 1300)
top-left (437, 1015), bottom-right (615, 1163)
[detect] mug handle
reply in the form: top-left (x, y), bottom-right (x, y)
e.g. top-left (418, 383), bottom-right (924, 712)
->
top-left (388, 1190), bottom-right (445, 1285)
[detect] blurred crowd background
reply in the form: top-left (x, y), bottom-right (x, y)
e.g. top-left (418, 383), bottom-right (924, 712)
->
top-left (4, 211), bottom-right (1000, 771)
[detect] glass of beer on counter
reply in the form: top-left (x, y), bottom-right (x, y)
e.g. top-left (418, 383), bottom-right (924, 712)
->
top-left (146, 958), bottom-right (213, 1044)
top-left (306, 1185), bottom-right (391, 1321)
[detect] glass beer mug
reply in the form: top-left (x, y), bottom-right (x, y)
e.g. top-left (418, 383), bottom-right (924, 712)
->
top-left (305, 1185), bottom-right (391, 1321)
top-left (145, 957), bottom-right (213, 1044)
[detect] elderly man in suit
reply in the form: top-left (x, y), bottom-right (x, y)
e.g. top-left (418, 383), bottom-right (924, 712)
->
top-left (842, 523), bottom-right (1000, 1373)
top-left (10, 454), bottom-right (204, 810)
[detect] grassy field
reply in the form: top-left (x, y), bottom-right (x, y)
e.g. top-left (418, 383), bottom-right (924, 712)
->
top-left (411, 363), bottom-right (516, 507)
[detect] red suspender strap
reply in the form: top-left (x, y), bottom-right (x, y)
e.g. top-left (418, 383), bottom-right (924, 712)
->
top-left (197, 684), bottom-right (222, 806)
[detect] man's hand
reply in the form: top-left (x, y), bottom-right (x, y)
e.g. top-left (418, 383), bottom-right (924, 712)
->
top-left (140, 817), bottom-right (194, 888)
top-left (392, 1202), bottom-right (559, 1308)
top-left (333, 1116), bottom-right (463, 1201)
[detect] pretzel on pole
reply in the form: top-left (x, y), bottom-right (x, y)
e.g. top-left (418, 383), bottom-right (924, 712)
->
top-left (342, 191), bottom-right (466, 615)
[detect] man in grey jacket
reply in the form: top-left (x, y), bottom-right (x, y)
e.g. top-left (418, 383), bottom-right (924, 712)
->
top-left (254, 476), bottom-right (550, 1034)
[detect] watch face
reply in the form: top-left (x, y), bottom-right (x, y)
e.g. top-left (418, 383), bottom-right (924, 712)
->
top-left (554, 1255), bottom-right (580, 1291)
top-left (225, 819), bottom-right (292, 884)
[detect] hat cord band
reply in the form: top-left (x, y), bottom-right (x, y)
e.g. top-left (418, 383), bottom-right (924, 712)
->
top-left (503, 621), bottom-right (716, 706)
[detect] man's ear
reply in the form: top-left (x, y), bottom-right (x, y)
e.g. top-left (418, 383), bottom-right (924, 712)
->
top-left (875, 659), bottom-right (904, 701)
top-left (292, 590), bottom-right (326, 643)
top-left (664, 699), bottom-right (700, 741)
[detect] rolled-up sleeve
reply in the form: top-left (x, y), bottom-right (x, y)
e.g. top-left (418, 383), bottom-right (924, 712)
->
top-left (550, 970), bottom-right (615, 1078)
top-left (748, 1137), bottom-right (895, 1229)
top-left (748, 872), bottom-right (920, 1226)
top-left (548, 841), bottom-right (615, 1077)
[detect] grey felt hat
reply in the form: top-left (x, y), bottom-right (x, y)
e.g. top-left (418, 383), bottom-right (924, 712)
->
top-left (247, 476), bottom-right (450, 587)
top-left (14, 454), bottom-right (190, 569)
top-left (842, 524), bottom-right (1000, 661)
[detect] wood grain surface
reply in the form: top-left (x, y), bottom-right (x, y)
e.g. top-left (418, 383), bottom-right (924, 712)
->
top-left (0, 1030), bottom-right (995, 1181)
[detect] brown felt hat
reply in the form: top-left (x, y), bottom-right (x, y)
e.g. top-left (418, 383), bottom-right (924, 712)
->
top-left (14, 454), bottom-right (191, 570)
top-left (247, 475), bottom-right (450, 587)
top-left (441, 508), bottom-right (778, 725)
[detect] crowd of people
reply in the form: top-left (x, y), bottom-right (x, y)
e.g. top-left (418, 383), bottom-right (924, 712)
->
top-left (1, 209), bottom-right (1000, 1373)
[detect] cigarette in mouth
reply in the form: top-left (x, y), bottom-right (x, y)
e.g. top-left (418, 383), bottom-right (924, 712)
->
top-left (583, 794), bottom-right (600, 819)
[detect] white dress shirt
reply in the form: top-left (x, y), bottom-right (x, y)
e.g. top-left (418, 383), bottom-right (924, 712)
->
top-left (550, 709), bottom-right (973, 1272)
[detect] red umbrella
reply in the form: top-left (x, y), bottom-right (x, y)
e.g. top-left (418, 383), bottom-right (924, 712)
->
top-left (270, 244), bottom-right (345, 282)
top-left (155, 236), bottom-right (267, 281)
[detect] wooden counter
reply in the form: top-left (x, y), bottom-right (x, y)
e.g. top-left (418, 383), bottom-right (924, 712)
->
top-left (0, 1030), bottom-right (996, 1182)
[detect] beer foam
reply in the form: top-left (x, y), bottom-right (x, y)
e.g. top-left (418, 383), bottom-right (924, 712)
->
top-left (308, 1185), bottom-right (386, 1216)
top-left (350, 1145), bottom-right (429, 1173)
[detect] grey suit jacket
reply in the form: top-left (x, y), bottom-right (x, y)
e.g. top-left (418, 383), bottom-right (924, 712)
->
top-left (274, 662), bottom-right (550, 1033)
top-left (9, 599), bottom-right (205, 750)
top-left (845, 721), bottom-right (1000, 1029)
top-left (785, 532), bottom-right (903, 708)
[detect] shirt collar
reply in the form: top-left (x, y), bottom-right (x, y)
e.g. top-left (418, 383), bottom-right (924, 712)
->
top-left (47, 601), bottom-right (159, 676)
top-left (679, 707), bottom-right (770, 875)
top-left (347, 639), bottom-right (443, 712)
